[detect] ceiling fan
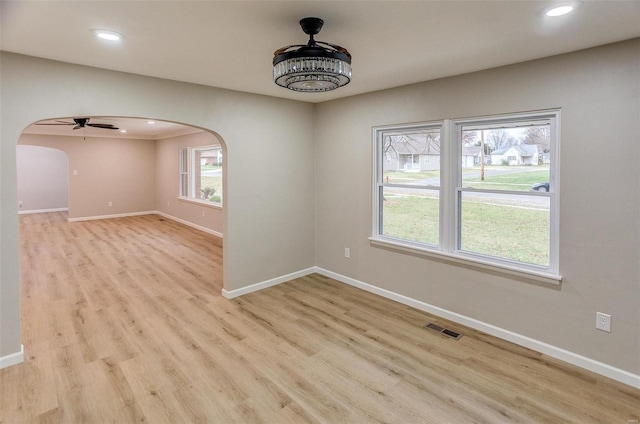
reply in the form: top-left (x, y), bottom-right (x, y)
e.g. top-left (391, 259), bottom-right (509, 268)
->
top-left (36, 117), bottom-right (119, 130)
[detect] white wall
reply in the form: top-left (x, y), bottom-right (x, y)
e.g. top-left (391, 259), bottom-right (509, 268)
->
top-left (314, 39), bottom-right (640, 376)
top-left (155, 131), bottom-right (224, 235)
top-left (0, 52), bottom-right (316, 358)
top-left (16, 145), bottom-right (69, 212)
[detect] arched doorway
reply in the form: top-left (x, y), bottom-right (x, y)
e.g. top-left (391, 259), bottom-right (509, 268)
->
top-left (16, 115), bottom-right (227, 360)
top-left (19, 116), bottom-right (226, 235)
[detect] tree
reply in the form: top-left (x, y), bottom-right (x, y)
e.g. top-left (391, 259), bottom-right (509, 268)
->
top-left (521, 126), bottom-right (550, 152)
top-left (485, 129), bottom-right (516, 151)
top-left (383, 133), bottom-right (440, 160)
top-left (462, 130), bottom-right (478, 145)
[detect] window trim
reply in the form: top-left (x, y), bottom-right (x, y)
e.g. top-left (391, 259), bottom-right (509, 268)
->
top-left (176, 196), bottom-right (223, 210)
top-left (371, 110), bottom-right (561, 284)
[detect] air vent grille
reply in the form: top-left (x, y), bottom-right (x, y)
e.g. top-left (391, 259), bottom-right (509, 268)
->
top-left (424, 322), bottom-right (462, 340)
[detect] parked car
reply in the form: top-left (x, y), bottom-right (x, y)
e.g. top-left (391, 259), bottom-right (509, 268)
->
top-left (531, 182), bottom-right (549, 192)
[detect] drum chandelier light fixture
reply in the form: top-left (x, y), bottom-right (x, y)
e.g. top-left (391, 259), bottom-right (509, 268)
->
top-left (273, 17), bottom-right (352, 92)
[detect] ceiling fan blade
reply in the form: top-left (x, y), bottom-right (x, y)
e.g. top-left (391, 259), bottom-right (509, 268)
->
top-left (73, 125), bottom-right (82, 130)
top-left (87, 123), bottom-right (119, 130)
top-left (35, 121), bottom-right (74, 126)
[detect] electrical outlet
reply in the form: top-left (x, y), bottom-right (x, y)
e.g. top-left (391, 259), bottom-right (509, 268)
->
top-left (344, 247), bottom-right (350, 259)
top-left (108, 201), bottom-right (113, 207)
top-left (596, 312), bottom-right (611, 332)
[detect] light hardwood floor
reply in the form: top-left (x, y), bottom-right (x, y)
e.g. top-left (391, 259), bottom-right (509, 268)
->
top-left (1, 212), bottom-right (638, 423)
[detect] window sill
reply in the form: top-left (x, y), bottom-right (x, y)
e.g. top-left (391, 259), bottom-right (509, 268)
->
top-left (368, 237), bottom-right (562, 286)
top-left (177, 197), bottom-right (223, 210)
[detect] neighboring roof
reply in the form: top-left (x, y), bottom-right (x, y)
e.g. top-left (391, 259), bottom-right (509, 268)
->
top-left (462, 146), bottom-right (481, 156)
top-left (491, 144), bottom-right (539, 156)
top-left (390, 140), bottom-right (483, 156)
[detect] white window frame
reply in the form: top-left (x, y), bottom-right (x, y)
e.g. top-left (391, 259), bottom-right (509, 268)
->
top-left (179, 145), bottom-right (223, 207)
top-left (372, 122), bottom-right (443, 249)
top-left (371, 110), bottom-right (561, 285)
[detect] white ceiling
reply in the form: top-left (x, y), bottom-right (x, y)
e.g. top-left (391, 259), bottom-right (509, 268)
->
top-left (22, 117), bottom-right (203, 140)
top-left (3, 1), bottom-right (640, 136)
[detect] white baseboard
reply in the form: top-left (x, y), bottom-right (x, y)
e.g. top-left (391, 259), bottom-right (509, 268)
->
top-left (222, 267), bottom-right (316, 299)
top-left (66, 210), bottom-right (223, 238)
top-left (155, 211), bottom-right (223, 238)
top-left (219, 265), bottom-right (639, 388)
top-left (68, 211), bottom-right (156, 222)
top-left (18, 207), bottom-right (68, 215)
top-left (0, 344), bottom-right (24, 369)
top-left (313, 267), bottom-right (640, 390)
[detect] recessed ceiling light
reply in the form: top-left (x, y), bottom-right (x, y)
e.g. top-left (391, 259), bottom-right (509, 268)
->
top-left (92, 29), bottom-right (123, 42)
top-left (545, 5), bottom-right (574, 16)
top-left (146, 120), bottom-right (156, 124)
top-left (120, 129), bottom-right (127, 133)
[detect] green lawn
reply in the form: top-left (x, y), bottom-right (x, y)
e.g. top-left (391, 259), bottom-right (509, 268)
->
top-left (382, 194), bottom-right (549, 266)
top-left (382, 170), bottom-right (439, 183)
top-left (383, 166), bottom-right (548, 191)
top-left (463, 166), bottom-right (549, 191)
top-left (383, 194), bottom-right (439, 245)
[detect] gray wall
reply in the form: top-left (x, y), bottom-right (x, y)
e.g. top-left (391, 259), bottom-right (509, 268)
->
top-left (16, 145), bottom-right (69, 212)
top-left (315, 39), bottom-right (640, 374)
top-left (155, 131), bottom-right (224, 235)
top-left (17, 130), bottom-right (224, 234)
top-left (0, 52), bottom-right (316, 357)
top-left (19, 134), bottom-right (156, 219)
top-left (2, 40), bottom-right (638, 378)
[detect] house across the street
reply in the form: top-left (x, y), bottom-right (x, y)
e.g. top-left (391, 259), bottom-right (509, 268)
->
top-left (385, 134), bottom-right (481, 171)
top-left (490, 144), bottom-right (540, 166)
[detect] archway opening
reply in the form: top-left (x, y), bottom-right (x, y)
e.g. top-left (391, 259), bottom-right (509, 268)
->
top-left (17, 115), bottom-right (227, 364)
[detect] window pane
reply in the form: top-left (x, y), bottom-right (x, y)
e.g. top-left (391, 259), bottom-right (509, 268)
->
top-left (180, 147), bottom-right (188, 197)
top-left (461, 124), bottom-right (550, 192)
top-left (382, 130), bottom-right (441, 187)
top-left (181, 174), bottom-right (188, 197)
top-left (382, 187), bottom-right (439, 246)
top-left (459, 191), bottom-right (550, 266)
top-left (195, 147), bottom-right (223, 204)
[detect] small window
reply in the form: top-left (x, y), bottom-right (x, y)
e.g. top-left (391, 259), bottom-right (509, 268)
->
top-left (179, 145), bottom-right (223, 205)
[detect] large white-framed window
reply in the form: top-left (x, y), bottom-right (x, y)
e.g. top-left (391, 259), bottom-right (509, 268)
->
top-left (372, 110), bottom-right (560, 282)
top-left (179, 145), bottom-right (223, 206)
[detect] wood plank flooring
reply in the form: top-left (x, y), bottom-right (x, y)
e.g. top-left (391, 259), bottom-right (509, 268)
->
top-left (1, 212), bottom-right (638, 423)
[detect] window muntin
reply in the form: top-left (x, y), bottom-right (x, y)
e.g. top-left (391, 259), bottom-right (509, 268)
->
top-left (180, 145), bottom-right (223, 205)
top-left (373, 111), bottom-right (559, 276)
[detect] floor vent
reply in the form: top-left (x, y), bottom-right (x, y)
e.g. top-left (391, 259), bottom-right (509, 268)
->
top-left (424, 322), bottom-right (462, 340)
